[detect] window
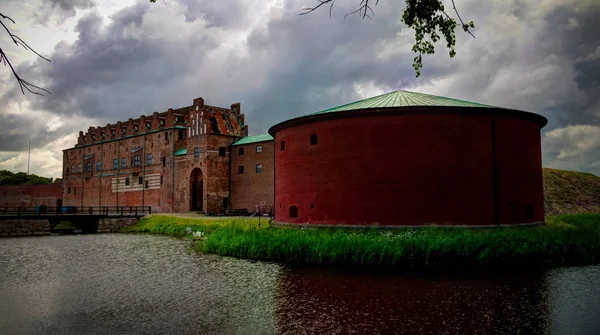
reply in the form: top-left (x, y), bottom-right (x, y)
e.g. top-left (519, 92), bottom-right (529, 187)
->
top-left (525, 204), bottom-right (534, 218)
top-left (68, 187), bottom-right (71, 193)
top-left (146, 154), bottom-right (152, 165)
top-left (113, 158), bottom-right (118, 170)
top-left (238, 166), bottom-right (244, 174)
top-left (256, 145), bottom-right (263, 153)
top-left (223, 197), bottom-right (229, 209)
top-left (145, 181), bottom-right (149, 189)
top-left (238, 147), bottom-right (244, 155)
top-left (96, 161), bottom-right (102, 171)
top-left (78, 164), bottom-right (82, 172)
top-left (101, 133), bottom-right (105, 139)
top-left (122, 128), bottom-right (127, 135)
top-left (311, 204), bottom-right (314, 208)
top-left (219, 147), bottom-right (226, 156)
top-left (121, 158), bottom-right (127, 168)
top-left (111, 130), bottom-right (115, 137)
top-left (134, 125), bottom-right (138, 132)
top-left (178, 130), bottom-right (184, 140)
top-left (66, 168), bottom-right (70, 176)
top-left (134, 155), bottom-right (141, 167)
top-left (256, 164), bottom-right (262, 173)
top-left (146, 122), bottom-right (151, 130)
top-left (289, 206), bottom-right (298, 218)
top-left (160, 176), bottom-right (163, 185)
top-left (194, 148), bottom-right (200, 157)
top-left (310, 134), bottom-right (318, 145)
top-left (74, 187), bottom-right (76, 195)
top-left (165, 131), bottom-right (169, 141)
top-left (138, 176), bottom-right (143, 184)
top-left (281, 141), bottom-right (285, 151)
top-left (71, 165), bottom-right (75, 173)
top-left (162, 157), bottom-right (166, 167)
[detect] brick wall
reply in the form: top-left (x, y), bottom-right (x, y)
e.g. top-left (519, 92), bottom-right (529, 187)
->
top-left (230, 140), bottom-right (274, 213)
top-left (0, 184), bottom-right (62, 208)
top-left (62, 96), bottom-right (245, 214)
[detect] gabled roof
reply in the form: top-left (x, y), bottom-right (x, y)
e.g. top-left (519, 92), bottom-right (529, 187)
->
top-left (231, 134), bottom-right (273, 146)
top-left (309, 90), bottom-right (494, 116)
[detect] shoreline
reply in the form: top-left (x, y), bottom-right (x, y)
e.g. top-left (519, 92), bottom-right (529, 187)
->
top-left (122, 212), bottom-right (600, 270)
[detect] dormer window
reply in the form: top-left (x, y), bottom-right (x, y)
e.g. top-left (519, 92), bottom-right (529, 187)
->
top-left (146, 122), bottom-right (151, 130)
top-left (111, 130), bottom-right (115, 137)
top-left (122, 128), bottom-right (126, 135)
top-left (159, 120), bottom-right (165, 127)
top-left (134, 125), bottom-right (138, 133)
top-left (101, 133), bottom-right (105, 139)
top-left (92, 135), bottom-right (96, 141)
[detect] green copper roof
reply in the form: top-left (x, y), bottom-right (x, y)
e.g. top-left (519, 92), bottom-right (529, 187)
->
top-left (174, 148), bottom-right (187, 156)
top-left (232, 133), bottom-right (274, 146)
top-left (309, 90), bottom-right (494, 116)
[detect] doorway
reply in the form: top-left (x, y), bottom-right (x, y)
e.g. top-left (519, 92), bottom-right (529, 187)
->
top-left (190, 168), bottom-right (203, 211)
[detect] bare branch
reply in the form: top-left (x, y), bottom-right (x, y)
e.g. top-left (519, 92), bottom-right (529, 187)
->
top-left (300, 0), bottom-right (335, 17)
top-left (451, 0), bottom-right (475, 38)
top-left (0, 12), bottom-right (51, 96)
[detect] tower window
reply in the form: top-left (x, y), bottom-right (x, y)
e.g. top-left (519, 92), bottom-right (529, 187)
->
top-left (238, 166), bottom-right (244, 174)
top-left (281, 141), bottom-right (285, 151)
top-left (238, 147), bottom-right (244, 156)
top-left (289, 206), bottom-right (298, 219)
top-left (256, 164), bottom-right (262, 173)
top-left (310, 134), bottom-right (318, 145)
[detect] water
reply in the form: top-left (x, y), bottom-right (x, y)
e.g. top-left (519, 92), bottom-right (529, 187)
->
top-left (0, 235), bottom-right (599, 335)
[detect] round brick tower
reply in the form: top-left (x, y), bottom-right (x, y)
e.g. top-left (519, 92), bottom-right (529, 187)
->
top-left (268, 90), bottom-right (548, 227)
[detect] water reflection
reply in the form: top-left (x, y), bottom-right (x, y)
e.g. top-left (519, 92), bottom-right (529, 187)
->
top-left (1, 235), bottom-right (599, 335)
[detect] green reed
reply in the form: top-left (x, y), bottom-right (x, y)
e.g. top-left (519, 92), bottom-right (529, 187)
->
top-left (125, 213), bottom-right (600, 269)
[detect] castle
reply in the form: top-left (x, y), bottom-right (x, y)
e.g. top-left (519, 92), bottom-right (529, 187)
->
top-left (61, 97), bottom-right (274, 214)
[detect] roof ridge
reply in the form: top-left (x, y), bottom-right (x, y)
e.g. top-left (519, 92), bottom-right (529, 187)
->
top-left (399, 89), bottom-right (493, 107)
top-left (310, 90), bottom-right (397, 115)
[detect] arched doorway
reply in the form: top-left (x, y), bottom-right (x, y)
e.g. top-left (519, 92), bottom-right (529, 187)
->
top-left (190, 168), bottom-right (203, 211)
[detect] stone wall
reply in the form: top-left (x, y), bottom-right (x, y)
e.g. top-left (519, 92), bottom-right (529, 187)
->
top-left (97, 218), bottom-right (138, 233)
top-left (0, 219), bottom-right (51, 237)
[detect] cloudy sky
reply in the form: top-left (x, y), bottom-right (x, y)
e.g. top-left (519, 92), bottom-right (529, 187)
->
top-left (0, 0), bottom-right (599, 178)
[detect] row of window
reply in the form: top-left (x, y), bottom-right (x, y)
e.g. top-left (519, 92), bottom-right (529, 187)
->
top-left (66, 175), bottom-right (164, 193)
top-left (236, 135), bottom-right (318, 156)
top-left (68, 154), bottom-right (155, 174)
top-left (238, 164), bottom-right (262, 174)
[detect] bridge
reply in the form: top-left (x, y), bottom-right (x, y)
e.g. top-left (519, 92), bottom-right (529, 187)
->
top-left (0, 206), bottom-right (151, 234)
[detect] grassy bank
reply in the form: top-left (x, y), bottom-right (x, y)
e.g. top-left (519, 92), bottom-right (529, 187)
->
top-left (543, 168), bottom-right (600, 215)
top-left (124, 213), bottom-right (600, 269)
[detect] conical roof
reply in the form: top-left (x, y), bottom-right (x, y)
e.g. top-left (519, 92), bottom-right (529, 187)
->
top-left (309, 90), bottom-right (494, 116)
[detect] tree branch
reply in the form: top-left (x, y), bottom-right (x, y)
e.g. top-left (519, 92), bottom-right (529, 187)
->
top-left (451, 0), bottom-right (475, 38)
top-left (0, 12), bottom-right (51, 96)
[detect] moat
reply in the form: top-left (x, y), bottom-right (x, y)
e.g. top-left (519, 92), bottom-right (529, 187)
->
top-left (1, 234), bottom-right (599, 334)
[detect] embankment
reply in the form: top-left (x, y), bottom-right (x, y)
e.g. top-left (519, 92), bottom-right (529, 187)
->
top-left (124, 213), bottom-right (600, 269)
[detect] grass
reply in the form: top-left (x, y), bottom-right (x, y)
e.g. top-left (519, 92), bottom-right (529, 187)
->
top-left (123, 213), bottom-right (600, 270)
top-left (543, 168), bottom-right (600, 215)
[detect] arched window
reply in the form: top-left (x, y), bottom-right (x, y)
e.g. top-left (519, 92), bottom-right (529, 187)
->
top-left (281, 141), bottom-right (285, 151)
top-left (289, 206), bottom-right (298, 219)
top-left (310, 134), bottom-right (318, 145)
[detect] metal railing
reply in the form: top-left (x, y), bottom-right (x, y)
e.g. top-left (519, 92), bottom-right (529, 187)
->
top-left (0, 206), bottom-right (152, 217)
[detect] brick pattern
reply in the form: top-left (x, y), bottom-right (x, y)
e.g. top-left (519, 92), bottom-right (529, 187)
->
top-left (230, 140), bottom-right (274, 213)
top-left (0, 184), bottom-right (62, 208)
top-left (62, 96), bottom-right (246, 214)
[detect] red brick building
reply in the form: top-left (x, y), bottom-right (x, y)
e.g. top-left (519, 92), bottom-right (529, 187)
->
top-left (230, 134), bottom-right (274, 213)
top-left (61, 97), bottom-right (252, 214)
top-left (268, 90), bottom-right (548, 227)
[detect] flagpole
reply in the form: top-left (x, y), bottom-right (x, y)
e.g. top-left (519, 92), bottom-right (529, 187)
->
top-left (27, 140), bottom-right (31, 175)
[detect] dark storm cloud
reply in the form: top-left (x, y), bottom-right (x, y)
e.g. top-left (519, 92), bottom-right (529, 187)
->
top-left (1, 0), bottom-right (599, 175)
top-left (0, 113), bottom-right (71, 152)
